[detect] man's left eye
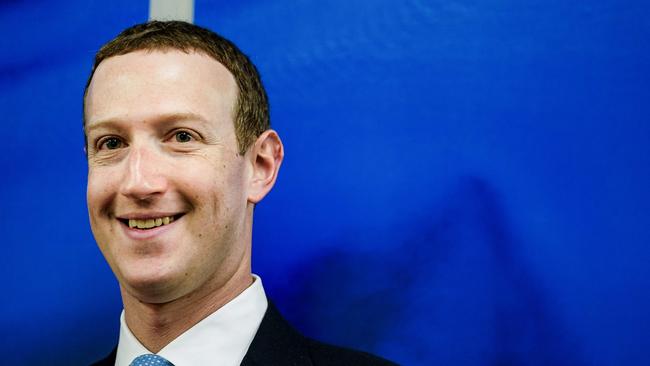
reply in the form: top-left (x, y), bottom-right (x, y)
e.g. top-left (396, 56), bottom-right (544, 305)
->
top-left (175, 131), bottom-right (193, 143)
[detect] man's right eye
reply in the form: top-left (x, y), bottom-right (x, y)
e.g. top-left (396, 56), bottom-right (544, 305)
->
top-left (99, 137), bottom-right (123, 150)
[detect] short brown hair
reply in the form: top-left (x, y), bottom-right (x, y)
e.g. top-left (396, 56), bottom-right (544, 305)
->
top-left (83, 20), bottom-right (269, 154)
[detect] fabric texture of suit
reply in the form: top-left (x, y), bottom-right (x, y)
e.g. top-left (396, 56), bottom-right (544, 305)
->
top-left (91, 301), bottom-right (397, 366)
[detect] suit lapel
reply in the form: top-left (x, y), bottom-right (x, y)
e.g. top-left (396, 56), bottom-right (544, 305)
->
top-left (240, 301), bottom-right (313, 366)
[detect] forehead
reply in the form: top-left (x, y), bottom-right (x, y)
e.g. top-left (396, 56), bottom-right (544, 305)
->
top-left (85, 49), bottom-right (238, 129)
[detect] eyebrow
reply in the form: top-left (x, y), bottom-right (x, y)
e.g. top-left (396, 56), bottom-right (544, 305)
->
top-left (85, 112), bottom-right (211, 134)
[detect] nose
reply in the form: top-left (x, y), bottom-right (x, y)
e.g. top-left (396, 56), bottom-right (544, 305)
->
top-left (119, 144), bottom-right (168, 200)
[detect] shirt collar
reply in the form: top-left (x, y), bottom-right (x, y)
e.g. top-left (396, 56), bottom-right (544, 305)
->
top-left (115, 274), bottom-right (268, 366)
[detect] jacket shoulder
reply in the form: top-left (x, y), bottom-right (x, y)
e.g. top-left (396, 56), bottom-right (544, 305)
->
top-left (89, 347), bottom-right (117, 366)
top-left (304, 338), bottom-right (399, 366)
top-left (243, 300), bottom-right (398, 366)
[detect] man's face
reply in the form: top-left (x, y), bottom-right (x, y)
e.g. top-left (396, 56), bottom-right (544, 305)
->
top-left (85, 50), bottom-right (252, 303)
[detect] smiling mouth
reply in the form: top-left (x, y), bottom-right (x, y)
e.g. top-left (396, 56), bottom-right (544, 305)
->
top-left (118, 214), bottom-right (184, 230)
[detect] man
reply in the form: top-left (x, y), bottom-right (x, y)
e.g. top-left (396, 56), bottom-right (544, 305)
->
top-left (84, 21), bottom-right (396, 366)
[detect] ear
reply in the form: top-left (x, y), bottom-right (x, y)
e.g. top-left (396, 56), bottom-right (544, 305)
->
top-left (247, 129), bottom-right (284, 204)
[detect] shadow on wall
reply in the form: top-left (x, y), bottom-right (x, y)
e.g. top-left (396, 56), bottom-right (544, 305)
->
top-left (273, 177), bottom-right (585, 365)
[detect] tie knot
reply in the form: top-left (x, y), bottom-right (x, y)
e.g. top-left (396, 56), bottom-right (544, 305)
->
top-left (130, 354), bottom-right (174, 366)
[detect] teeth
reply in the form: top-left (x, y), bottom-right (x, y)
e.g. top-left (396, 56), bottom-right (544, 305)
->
top-left (128, 216), bottom-right (175, 229)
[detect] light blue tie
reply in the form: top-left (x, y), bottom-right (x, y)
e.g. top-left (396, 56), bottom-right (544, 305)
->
top-left (129, 354), bottom-right (175, 366)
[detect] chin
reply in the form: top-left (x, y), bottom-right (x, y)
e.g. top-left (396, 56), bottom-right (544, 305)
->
top-left (119, 265), bottom-right (187, 303)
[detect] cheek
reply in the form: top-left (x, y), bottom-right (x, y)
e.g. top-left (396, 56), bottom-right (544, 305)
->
top-left (184, 155), bottom-right (247, 205)
top-left (181, 170), bottom-right (246, 236)
top-left (86, 176), bottom-right (101, 209)
top-left (86, 169), bottom-right (118, 219)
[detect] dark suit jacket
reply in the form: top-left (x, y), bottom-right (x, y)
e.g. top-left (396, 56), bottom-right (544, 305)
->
top-left (91, 301), bottom-right (397, 366)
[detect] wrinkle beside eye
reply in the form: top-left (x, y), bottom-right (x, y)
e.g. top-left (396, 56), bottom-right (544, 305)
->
top-left (89, 151), bottom-right (125, 166)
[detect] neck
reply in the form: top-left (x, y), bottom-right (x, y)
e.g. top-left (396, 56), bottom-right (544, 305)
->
top-left (121, 263), bottom-right (253, 353)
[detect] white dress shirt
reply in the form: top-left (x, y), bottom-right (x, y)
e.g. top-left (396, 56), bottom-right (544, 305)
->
top-left (115, 274), bottom-right (268, 366)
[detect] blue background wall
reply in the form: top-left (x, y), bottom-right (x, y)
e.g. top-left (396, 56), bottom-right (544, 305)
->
top-left (1, 1), bottom-right (649, 365)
